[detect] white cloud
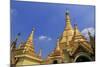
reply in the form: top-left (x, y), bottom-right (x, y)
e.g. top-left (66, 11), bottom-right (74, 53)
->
top-left (38, 35), bottom-right (52, 41)
top-left (48, 37), bottom-right (52, 40)
top-left (39, 36), bottom-right (47, 40)
top-left (81, 27), bottom-right (95, 40)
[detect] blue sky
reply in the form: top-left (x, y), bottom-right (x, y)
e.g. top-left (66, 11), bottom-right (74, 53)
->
top-left (11, 1), bottom-right (95, 59)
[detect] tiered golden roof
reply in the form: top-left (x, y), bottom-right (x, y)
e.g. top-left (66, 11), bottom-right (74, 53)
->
top-left (69, 24), bottom-right (93, 56)
top-left (15, 28), bottom-right (42, 66)
top-left (60, 10), bottom-right (74, 45)
top-left (11, 10), bottom-right (94, 65)
top-left (47, 10), bottom-right (94, 63)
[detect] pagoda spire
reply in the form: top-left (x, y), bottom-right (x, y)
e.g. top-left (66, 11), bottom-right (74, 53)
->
top-left (70, 24), bottom-right (93, 55)
top-left (65, 10), bottom-right (73, 30)
top-left (15, 28), bottom-right (42, 66)
top-left (46, 39), bottom-right (64, 64)
top-left (74, 24), bottom-right (81, 36)
top-left (56, 39), bottom-right (61, 51)
top-left (39, 48), bottom-right (42, 57)
top-left (53, 39), bottom-right (63, 57)
top-left (60, 10), bottom-right (74, 44)
top-left (25, 28), bottom-right (35, 46)
top-left (72, 24), bottom-right (86, 40)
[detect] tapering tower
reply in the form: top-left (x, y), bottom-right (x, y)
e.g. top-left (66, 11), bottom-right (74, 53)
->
top-left (15, 28), bottom-right (42, 66)
top-left (47, 10), bottom-right (74, 63)
top-left (46, 39), bottom-right (64, 64)
top-left (59, 10), bottom-right (74, 50)
top-left (38, 48), bottom-right (42, 58)
top-left (70, 24), bottom-right (93, 62)
top-left (71, 24), bottom-right (93, 54)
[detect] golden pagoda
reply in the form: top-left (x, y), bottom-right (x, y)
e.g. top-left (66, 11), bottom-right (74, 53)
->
top-left (59, 10), bottom-right (74, 50)
top-left (11, 10), bottom-right (95, 66)
top-left (68, 24), bottom-right (93, 62)
top-left (47, 10), bottom-right (94, 63)
top-left (15, 28), bottom-right (42, 66)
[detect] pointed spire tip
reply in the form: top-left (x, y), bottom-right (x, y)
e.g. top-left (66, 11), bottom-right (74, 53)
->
top-left (74, 23), bottom-right (78, 30)
top-left (74, 24), bottom-right (77, 27)
top-left (32, 27), bottom-right (35, 31)
top-left (66, 10), bottom-right (69, 15)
